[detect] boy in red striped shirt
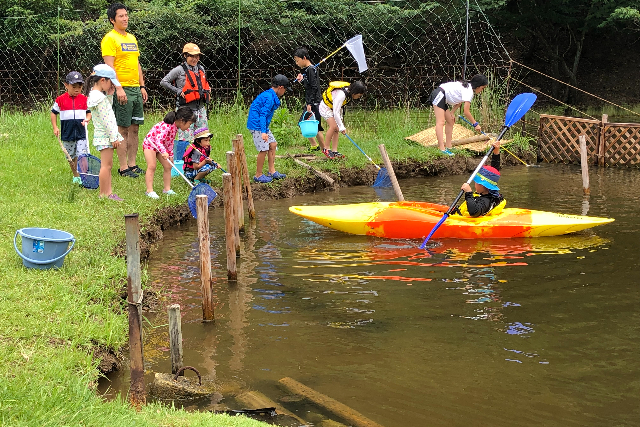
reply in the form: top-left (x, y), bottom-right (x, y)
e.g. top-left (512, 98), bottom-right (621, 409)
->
top-left (51, 71), bottom-right (92, 184)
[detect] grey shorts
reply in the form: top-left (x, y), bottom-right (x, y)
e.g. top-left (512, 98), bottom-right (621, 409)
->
top-left (62, 139), bottom-right (88, 159)
top-left (250, 130), bottom-right (277, 152)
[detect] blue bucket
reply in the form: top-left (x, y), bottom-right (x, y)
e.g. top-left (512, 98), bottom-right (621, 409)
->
top-left (299, 112), bottom-right (319, 138)
top-left (171, 160), bottom-right (184, 177)
top-left (14, 228), bottom-right (75, 270)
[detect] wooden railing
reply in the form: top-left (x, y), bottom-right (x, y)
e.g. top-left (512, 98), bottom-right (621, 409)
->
top-left (538, 114), bottom-right (640, 167)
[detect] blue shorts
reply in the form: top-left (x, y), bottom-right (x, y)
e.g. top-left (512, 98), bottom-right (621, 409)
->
top-left (185, 163), bottom-right (214, 180)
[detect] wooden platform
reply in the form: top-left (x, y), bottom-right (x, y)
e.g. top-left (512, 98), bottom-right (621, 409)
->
top-left (405, 124), bottom-right (493, 153)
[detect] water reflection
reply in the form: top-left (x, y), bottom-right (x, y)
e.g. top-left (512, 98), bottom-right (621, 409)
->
top-left (99, 165), bottom-right (639, 427)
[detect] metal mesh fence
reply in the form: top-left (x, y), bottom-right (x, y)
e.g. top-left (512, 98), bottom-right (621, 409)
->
top-left (0, 0), bottom-right (511, 112)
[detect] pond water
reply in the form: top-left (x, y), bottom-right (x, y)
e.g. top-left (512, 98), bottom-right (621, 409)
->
top-left (100, 164), bottom-right (640, 427)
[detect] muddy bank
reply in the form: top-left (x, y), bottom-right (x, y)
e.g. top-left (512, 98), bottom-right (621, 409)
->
top-left (98, 150), bottom-right (532, 374)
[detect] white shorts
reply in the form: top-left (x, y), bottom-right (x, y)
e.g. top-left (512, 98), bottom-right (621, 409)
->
top-left (319, 101), bottom-right (334, 120)
top-left (250, 130), bottom-right (277, 152)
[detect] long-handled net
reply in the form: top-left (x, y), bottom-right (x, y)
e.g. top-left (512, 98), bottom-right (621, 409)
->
top-left (147, 140), bottom-right (217, 218)
top-left (76, 153), bottom-right (100, 189)
top-left (344, 134), bottom-right (391, 188)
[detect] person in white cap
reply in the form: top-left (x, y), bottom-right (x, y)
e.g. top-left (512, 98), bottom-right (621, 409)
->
top-left (160, 43), bottom-right (211, 161)
top-left (85, 64), bottom-right (125, 201)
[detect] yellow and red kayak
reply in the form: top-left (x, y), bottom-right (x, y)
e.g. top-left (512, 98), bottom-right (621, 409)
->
top-left (289, 201), bottom-right (614, 239)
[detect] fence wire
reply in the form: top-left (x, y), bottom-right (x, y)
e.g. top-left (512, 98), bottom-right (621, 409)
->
top-left (0, 0), bottom-right (511, 111)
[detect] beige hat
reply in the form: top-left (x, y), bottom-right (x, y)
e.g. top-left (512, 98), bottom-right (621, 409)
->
top-left (183, 43), bottom-right (202, 55)
top-left (194, 127), bottom-right (212, 139)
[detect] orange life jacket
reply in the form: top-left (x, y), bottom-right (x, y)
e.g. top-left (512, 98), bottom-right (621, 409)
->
top-left (179, 63), bottom-right (210, 105)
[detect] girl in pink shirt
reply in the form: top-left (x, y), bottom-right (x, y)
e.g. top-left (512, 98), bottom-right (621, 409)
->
top-left (143, 107), bottom-right (195, 199)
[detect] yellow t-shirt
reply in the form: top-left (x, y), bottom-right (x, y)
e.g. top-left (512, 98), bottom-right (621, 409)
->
top-left (101, 29), bottom-right (140, 87)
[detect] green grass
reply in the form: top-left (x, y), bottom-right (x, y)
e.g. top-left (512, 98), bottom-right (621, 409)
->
top-left (0, 102), bottom-right (534, 425)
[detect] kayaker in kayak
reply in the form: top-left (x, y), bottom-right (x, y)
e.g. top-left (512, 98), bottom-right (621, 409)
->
top-left (459, 140), bottom-right (504, 217)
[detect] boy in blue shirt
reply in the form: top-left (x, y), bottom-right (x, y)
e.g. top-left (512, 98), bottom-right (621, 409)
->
top-left (246, 74), bottom-right (290, 183)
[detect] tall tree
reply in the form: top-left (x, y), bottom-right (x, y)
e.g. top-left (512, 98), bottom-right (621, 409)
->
top-left (487, 0), bottom-right (639, 101)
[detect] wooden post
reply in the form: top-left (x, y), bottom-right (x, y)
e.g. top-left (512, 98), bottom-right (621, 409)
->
top-left (226, 151), bottom-right (241, 255)
top-left (232, 136), bottom-right (246, 229)
top-left (579, 135), bottom-right (590, 195)
top-left (378, 144), bottom-right (404, 201)
top-left (279, 377), bottom-right (384, 427)
top-left (235, 134), bottom-right (256, 219)
top-left (196, 195), bottom-right (214, 321)
top-left (168, 304), bottom-right (183, 375)
top-left (598, 114), bottom-right (608, 167)
top-left (124, 214), bottom-right (145, 409)
top-left (287, 154), bottom-right (334, 186)
top-left (223, 173), bottom-right (237, 281)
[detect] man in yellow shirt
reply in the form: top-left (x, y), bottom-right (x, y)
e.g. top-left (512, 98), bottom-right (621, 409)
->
top-left (101, 2), bottom-right (148, 178)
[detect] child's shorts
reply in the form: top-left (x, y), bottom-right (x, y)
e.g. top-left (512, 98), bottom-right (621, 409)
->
top-left (184, 163), bottom-right (214, 180)
top-left (249, 130), bottom-right (277, 152)
top-left (62, 140), bottom-right (88, 158)
top-left (319, 101), bottom-right (334, 120)
top-left (95, 144), bottom-right (113, 152)
top-left (428, 87), bottom-right (448, 110)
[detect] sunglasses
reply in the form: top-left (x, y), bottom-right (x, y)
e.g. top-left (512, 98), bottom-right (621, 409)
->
top-left (185, 53), bottom-right (200, 58)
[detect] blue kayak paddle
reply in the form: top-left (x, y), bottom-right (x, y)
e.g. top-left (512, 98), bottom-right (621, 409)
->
top-left (419, 93), bottom-right (537, 249)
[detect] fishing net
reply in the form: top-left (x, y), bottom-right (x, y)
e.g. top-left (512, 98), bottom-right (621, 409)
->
top-left (76, 154), bottom-right (100, 189)
top-left (187, 183), bottom-right (218, 219)
top-left (372, 168), bottom-right (392, 188)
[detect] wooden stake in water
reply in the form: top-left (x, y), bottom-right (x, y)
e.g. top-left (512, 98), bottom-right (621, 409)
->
top-left (124, 213), bottom-right (146, 409)
top-left (579, 135), bottom-right (590, 195)
top-left (223, 173), bottom-right (238, 281)
top-left (168, 304), bottom-right (183, 375)
top-left (226, 151), bottom-right (241, 255)
top-left (598, 114), bottom-right (608, 167)
top-left (232, 136), bottom-right (246, 230)
top-left (235, 133), bottom-right (256, 219)
top-left (196, 195), bottom-right (214, 321)
top-left (378, 144), bottom-right (404, 201)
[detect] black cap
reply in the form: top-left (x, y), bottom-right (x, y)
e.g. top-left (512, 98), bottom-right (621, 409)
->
top-left (65, 71), bottom-right (84, 84)
top-left (272, 74), bottom-right (291, 90)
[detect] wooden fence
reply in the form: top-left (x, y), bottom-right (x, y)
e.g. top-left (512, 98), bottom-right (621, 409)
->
top-left (538, 114), bottom-right (640, 167)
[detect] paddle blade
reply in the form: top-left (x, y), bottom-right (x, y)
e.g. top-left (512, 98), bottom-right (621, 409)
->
top-left (345, 35), bottom-right (368, 73)
top-left (372, 168), bottom-right (392, 188)
top-left (419, 213), bottom-right (449, 249)
top-left (188, 183), bottom-right (217, 218)
top-left (504, 93), bottom-right (537, 127)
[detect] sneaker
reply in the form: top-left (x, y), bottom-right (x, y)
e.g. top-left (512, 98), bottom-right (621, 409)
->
top-left (194, 178), bottom-right (211, 185)
top-left (331, 151), bottom-right (345, 159)
top-left (146, 191), bottom-right (160, 199)
top-left (163, 189), bottom-right (177, 195)
top-left (253, 174), bottom-right (273, 183)
top-left (445, 149), bottom-right (456, 155)
top-left (268, 171), bottom-right (287, 180)
top-left (107, 193), bottom-right (123, 201)
top-left (119, 167), bottom-right (139, 178)
top-left (309, 145), bottom-right (321, 152)
top-left (72, 176), bottom-right (82, 185)
top-left (440, 149), bottom-right (454, 157)
top-left (322, 149), bottom-right (335, 160)
top-left (130, 164), bottom-right (144, 174)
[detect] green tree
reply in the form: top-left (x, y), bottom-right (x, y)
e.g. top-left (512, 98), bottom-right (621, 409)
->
top-left (486, 0), bottom-right (639, 101)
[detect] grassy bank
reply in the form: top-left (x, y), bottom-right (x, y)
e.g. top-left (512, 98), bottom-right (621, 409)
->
top-left (0, 103), bottom-right (530, 425)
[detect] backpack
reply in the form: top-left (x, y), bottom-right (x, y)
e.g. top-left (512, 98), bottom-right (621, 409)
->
top-left (178, 63), bottom-right (211, 106)
top-left (322, 81), bottom-right (351, 109)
